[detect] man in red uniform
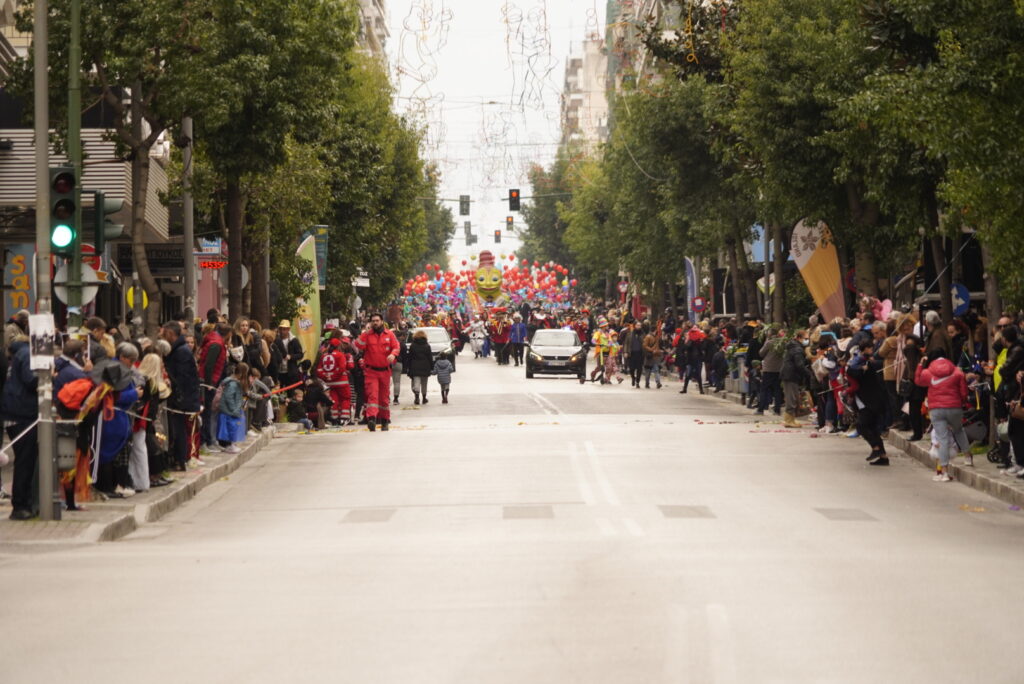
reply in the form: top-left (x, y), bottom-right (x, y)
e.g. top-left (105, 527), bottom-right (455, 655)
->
top-left (489, 309), bottom-right (512, 365)
top-left (316, 337), bottom-right (354, 424)
top-left (353, 312), bottom-right (400, 432)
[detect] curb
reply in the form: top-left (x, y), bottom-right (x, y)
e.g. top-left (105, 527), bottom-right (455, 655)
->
top-left (84, 427), bottom-right (275, 542)
top-left (701, 387), bottom-right (1024, 509)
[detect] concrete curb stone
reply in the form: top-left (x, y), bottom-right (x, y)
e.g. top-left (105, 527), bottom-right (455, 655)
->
top-left (1, 426), bottom-right (277, 544)
top-left (699, 387), bottom-right (1024, 509)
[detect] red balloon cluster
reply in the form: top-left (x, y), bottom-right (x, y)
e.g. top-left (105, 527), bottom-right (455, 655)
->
top-left (401, 258), bottom-right (577, 307)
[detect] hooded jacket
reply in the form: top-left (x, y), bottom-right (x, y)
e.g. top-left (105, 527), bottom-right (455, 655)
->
top-left (165, 334), bottom-right (201, 412)
top-left (915, 357), bottom-right (968, 409)
top-left (1, 341), bottom-right (37, 422)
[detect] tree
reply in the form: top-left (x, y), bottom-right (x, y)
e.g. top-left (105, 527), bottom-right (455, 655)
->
top-left (195, 0), bottom-right (357, 321)
top-left (13, 0), bottom-right (221, 332)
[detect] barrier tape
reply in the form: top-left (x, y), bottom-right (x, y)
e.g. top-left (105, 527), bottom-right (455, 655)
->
top-left (0, 418), bottom-right (40, 465)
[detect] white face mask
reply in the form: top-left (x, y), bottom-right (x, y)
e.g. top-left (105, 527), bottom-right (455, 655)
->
top-left (800, 339), bottom-right (810, 347)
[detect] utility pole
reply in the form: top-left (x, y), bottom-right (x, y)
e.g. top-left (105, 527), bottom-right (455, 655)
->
top-left (35, 0), bottom-right (58, 521)
top-left (182, 116), bottom-right (195, 323)
top-left (66, 0), bottom-right (82, 328)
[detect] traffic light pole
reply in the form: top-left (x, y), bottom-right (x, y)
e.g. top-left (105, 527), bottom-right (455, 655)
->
top-left (66, 0), bottom-right (83, 327)
top-left (182, 116), bottom-right (195, 323)
top-left (34, 0), bottom-right (59, 521)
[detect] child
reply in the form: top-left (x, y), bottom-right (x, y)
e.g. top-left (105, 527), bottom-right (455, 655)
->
top-left (286, 388), bottom-right (315, 432)
top-left (434, 352), bottom-right (454, 404)
top-left (247, 367), bottom-right (272, 432)
top-left (604, 331), bottom-right (624, 384)
top-left (303, 377), bottom-right (333, 429)
top-left (216, 363), bottom-right (250, 454)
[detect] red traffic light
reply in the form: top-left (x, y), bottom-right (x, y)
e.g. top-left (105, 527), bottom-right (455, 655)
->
top-left (52, 171), bottom-right (75, 195)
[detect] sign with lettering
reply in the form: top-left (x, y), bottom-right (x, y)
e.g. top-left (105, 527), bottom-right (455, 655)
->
top-left (4, 243), bottom-right (35, 320)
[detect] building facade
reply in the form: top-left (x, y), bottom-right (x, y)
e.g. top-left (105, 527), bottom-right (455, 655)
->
top-left (359, 0), bottom-right (389, 61)
top-left (560, 38), bottom-right (609, 150)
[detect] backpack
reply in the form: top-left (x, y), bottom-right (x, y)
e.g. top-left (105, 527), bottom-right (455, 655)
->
top-left (57, 377), bottom-right (96, 411)
top-left (212, 379), bottom-right (227, 413)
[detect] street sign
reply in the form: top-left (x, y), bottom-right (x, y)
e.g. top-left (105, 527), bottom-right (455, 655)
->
top-left (53, 263), bottom-right (101, 306)
top-left (951, 282), bottom-right (970, 317)
top-left (126, 286), bottom-right (149, 310)
top-left (691, 296), bottom-right (707, 313)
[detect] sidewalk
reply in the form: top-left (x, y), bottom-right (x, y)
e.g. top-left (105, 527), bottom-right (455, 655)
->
top-left (701, 387), bottom-right (1024, 509)
top-left (0, 424), bottom-right (292, 544)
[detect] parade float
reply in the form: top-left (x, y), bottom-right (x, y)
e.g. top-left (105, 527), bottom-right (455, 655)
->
top-left (399, 250), bottom-right (577, 318)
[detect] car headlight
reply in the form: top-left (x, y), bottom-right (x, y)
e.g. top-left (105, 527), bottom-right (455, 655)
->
top-left (529, 352), bottom-right (543, 361)
top-left (570, 352), bottom-right (584, 362)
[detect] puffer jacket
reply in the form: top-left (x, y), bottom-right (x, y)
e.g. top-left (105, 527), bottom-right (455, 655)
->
top-left (780, 340), bottom-right (808, 384)
top-left (406, 337), bottom-right (434, 377)
top-left (914, 357), bottom-right (967, 409)
top-left (219, 377), bottom-right (244, 418)
top-left (0, 341), bottom-right (37, 422)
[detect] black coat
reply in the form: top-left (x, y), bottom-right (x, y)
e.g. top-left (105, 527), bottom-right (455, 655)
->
top-left (781, 340), bottom-right (808, 384)
top-left (406, 338), bottom-right (434, 377)
top-left (165, 334), bottom-right (201, 412)
top-left (0, 341), bottom-right (37, 422)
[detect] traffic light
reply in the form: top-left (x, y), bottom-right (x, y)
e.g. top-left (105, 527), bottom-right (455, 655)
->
top-left (49, 166), bottom-right (77, 257)
top-left (92, 191), bottom-right (124, 253)
top-left (509, 188), bottom-right (520, 211)
top-left (506, 216), bottom-right (514, 230)
top-left (459, 194), bottom-right (470, 216)
top-left (463, 220), bottom-right (471, 235)
top-left (494, 229), bottom-right (502, 244)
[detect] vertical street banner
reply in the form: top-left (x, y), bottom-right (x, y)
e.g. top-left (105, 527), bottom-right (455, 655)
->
top-left (684, 257), bottom-right (697, 322)
top-left (311, 225), bottom-right (329, 290)
top-left (790, 220), bottom-right (845, 322)
top-left (294, 235), bottom-right (322, 364)
top-left (4, 243), bottom-right (35, 320)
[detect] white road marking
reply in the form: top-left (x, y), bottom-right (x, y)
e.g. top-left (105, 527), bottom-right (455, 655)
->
top-left (622, 517), bottom-right (645, 537)
top-left (664, 604), bottom-right (690, 683)
top-left (706, 604), bottom-right (737, 684)
top-left (584, 440), bottom-right (622, 506)
top-left (529, 392), bottom-right (562, 415)
top-left (568, 442), bottom-right (597, 506)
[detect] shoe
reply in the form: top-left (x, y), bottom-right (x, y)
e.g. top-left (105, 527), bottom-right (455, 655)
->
top-left (204, 444), bottom-right (223, 453)
top-left (680, 389), bottom-right (687, 394)
top-left (933, 472), bottom-right (952, 482)
top-left (414, 395), bottom-right (420, 405)
top-left (394, 397), bottom-right (399, 405)
top-left (869, 456), bottom-right (890, 466)
top-left (381, 420), bottom-right (390, 432)
top-left (150, 478), bottom-right (170, 488)
top-left (423, 397), bottom-right (429, 404)
top-left (172, 462), bottom-right (187, 472)
top-left (829, 426), bottom-right (843, 434)
top-left (247, 429), bottom-right (259, 437)
top-left (754, 410), bottom-right (764, 416)
top-left (1002, 465), bottom-right (1022, 476)
top-left (9, 508), bottom-right (34, 521)
top-left (223, 445), bottom-right (241, 454)
top-left (442, 396), bottom-right (448, 404)
top-left (867, 449), bottom-right (884, 462)
top-left (368, 418), bottom-right (377, 432)
top-left (657, 383), bottom-right (662, 389)
top-left (963, 454), bottom-right (974, 467)
top-left (115, 485), bottom-right (136, 498)
top-left (645, 383), bottom-right (650, 389)
top-left (845, 429), bottom-right (860, 439)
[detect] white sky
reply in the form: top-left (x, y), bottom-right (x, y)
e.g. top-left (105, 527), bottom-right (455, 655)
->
top-left (387, 0), bottom-right (607, 263)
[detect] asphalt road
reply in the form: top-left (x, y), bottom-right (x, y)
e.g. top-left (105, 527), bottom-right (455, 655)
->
top-left (2, 355), bottom-right (1024, 683)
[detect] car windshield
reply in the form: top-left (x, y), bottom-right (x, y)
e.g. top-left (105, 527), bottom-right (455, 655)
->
top-left (418, 328), bottom-right (450, 344)
top-left (532, 330), bottom-right (579, 347)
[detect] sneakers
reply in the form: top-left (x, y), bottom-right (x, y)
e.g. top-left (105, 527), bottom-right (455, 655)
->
top-left (868, 456), bottom-right (890, 466)
top-left (114, 485), bottom-right (136, 498)
top-left (962, 454), bottom-right (974, 467)
top-left (367, 418), bottom-right (377, 432)
top-left (845, 429), bottom-right (860, 439)
top-left (193, 457), bottom-right (207, 466)
top-left (1002, 465), bottom-right (1022, 476)
top-left (414, 394), bottom-right (420, 406)
top-left (933, 472), bottom-right (952, 482)
top-left (867, 449), bottom-right (885, 462)
top-left (381, 420), bottom-right (390, 432)
top-left (247, 429), bottom-right (259, 437)
top-left (223, 445), bottom-right (241, 454)
top-left (204, 443), bottom-right (223, 454)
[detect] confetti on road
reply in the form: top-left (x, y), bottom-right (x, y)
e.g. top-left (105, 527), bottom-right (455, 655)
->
top-left (958, 504), bottom-right (986, 513)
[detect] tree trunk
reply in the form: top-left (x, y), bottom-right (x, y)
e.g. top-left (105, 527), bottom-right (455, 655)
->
top-left (226, 179), bottom-right (246, 321)
top-left (845, 180), bottom-right (881, 297)
top-left (726, 239), bottom-right (746, 317)
top-left (924, 188), bottom-right (953, 326)
top-left (772, 223), bottom-right (785, 324)
top-left (853, 249), bottom-right (879, 300)
top-left (734, 237), bottom-right (758, 316)
top-left (130, 146), bottom-right (161, 336)
top-left (250, 234), bottom-right (270, 328)
top-left (980, 243), bottom-right (1001, 361)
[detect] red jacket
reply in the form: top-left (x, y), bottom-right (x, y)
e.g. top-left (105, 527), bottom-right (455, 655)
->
top-left (489, 320), bottom-right (511, 343)
top-left (198, 331), bottom-right (226, 386)
top-left (316, 349), bottom-right (353, 386)
top-left (915, 357), bottom-right (968, 409)
top-left (354, 328), bottom-right (400, 370)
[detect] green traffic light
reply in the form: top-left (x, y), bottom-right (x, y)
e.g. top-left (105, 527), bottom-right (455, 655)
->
top-left (51, 223), bottom-right (75, 249)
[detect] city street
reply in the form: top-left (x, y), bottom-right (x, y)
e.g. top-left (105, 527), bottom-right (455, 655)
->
top-left (3, 357), bottom-right (1024, 683)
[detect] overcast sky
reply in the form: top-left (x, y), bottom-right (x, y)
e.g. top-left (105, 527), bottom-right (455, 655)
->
top-left (387, 1), bottom-right (607, 263)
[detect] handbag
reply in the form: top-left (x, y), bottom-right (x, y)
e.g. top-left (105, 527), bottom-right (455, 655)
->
top-left (1011, 396), bottom-right (1024, 421)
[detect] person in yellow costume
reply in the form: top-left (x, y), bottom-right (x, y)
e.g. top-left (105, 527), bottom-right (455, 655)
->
top-left (590, 317), bottom-right (611, 383)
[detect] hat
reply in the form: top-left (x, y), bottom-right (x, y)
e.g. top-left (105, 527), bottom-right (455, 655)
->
top-left (278, 319), bottom-right (291, 328)
top-left (90, 359), bottom-right (134, 391)
top-left (598, 317), bottom-right (609, 328)
top-left (329, 337), bottom-right (341, 347)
